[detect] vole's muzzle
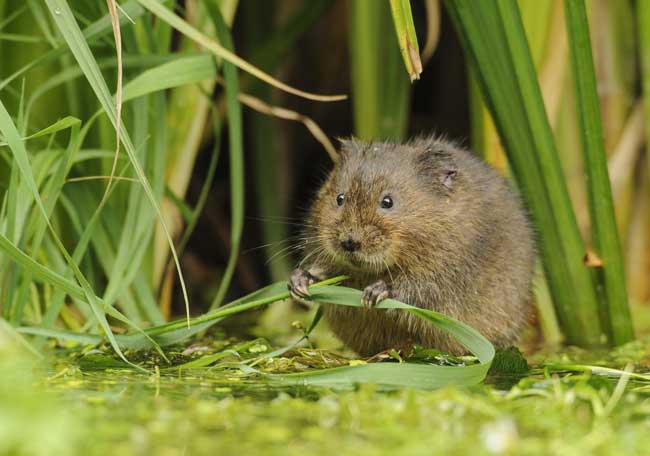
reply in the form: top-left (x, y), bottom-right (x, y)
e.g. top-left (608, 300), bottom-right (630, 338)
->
top-left (339, 233), bottom-right (361, 252)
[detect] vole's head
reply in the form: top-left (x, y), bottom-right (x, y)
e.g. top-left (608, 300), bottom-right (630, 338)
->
top-left (308, 137), bottom-right (462, 272)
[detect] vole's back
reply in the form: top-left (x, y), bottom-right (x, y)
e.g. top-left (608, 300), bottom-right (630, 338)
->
top-left (301, 137), bottom-right (535, 356)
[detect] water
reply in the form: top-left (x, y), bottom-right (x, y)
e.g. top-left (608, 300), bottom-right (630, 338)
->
top-left (4, 339), bottom-right (650, 455)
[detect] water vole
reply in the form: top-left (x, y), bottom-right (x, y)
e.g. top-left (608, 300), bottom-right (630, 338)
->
top-left (288, 136), bottom-right (535, 356)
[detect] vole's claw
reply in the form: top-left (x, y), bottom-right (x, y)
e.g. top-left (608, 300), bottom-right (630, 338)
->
top-left (362, 280), bottom-right (391, 308)
top-left (288, 268), bottom-right (315, 299)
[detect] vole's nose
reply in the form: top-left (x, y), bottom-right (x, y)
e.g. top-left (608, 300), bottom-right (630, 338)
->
top-left (340, 236), bottom-right (361, 252)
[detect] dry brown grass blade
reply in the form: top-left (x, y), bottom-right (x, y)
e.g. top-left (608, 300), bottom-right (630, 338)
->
top-left (102, 0), bottom-right (123, 205)
top-left (237, 92), bottom-right (338, 162)
top-left (212, 73), bottom-right (338, 161)
top-left (421, 0), bottom-right (440, 65)
top-left (138, 0), bottom-right (347, 102)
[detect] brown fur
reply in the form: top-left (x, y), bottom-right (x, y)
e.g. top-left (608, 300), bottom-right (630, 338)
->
top-left (297, 136), bottom-right (536, 356)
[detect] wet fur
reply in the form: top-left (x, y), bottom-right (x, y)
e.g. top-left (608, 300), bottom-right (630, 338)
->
top-left (299, 136), bottom-right (536, 356)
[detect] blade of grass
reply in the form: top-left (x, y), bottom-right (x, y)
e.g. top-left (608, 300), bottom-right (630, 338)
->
top-left (389, 0), bottom-right (423, 81)
top-left (11, 120), bottom-right (81, 324)
top-left (0, 116), bottom-right (79, 146)
top-left (20, 278), bottom-right (494, 389)
top-left (102, 0), bottom-right (124, 203)
top-left (0, 5), bottom-right (28, 32)
top-left (121, 53), bottom-right (216, 102)
top-left (15, 327), bottom-right (102, 345)
top-left (1, 164), bottom-right (24, 319)
top-left (207, 4), bottom-right (243, 310)
top-left (7, 93), bottom-right (166, 352)
top-left (564, 0), bottom-right (633, 344)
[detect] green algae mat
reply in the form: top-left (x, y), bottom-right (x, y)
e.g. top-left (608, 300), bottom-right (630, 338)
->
top-left (4, 281), bottom-right (650, 455)
top-left (4, 335), bottom-right (650, 455)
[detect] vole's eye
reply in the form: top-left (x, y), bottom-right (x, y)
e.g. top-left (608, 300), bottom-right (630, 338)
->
top-left (336, 193), bottom-right (345, 206)
top-left (380, 195), bottom-right (393, 209)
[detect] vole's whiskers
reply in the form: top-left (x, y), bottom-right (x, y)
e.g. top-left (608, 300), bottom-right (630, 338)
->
top-left (264, 244), bottom-right (299, 266)
top-left (262, 230), bottom-right (331, 267)
top-left (265, 236), bottom-right (314, 265)
top-left (243, 231), bottom-right (312, 254)
top-left (298, 244), bottom-right (326, 268)
top-left (242, 238), bottom-right (294, 255)
top-left (246, 215), bottom-right (316, 229)
top-left (247, 214), bottom-right (306, 222)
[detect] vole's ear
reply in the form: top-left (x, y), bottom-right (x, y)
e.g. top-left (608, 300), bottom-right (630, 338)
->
top-left (440, 167), bottom-right (458, 190)
top-left (415, 144), bottom-right (459, 191)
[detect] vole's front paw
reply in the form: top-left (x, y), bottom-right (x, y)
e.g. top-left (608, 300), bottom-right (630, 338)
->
top-left (288, 268), bottom-right (315, 299)
top-left (362, 280), bottom-right (391, 308)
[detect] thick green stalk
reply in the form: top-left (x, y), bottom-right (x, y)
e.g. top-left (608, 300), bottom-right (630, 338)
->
top-left (445, 0), bottom-right (604, 346)
top-left (348, 0), bottom-right (410, 140)
top-left (564, 0), bottom-right (633, 345)
top-left (348, 0), bottom-right (381, 140)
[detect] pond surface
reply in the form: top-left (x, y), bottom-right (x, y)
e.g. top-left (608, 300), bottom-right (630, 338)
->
top-left (4, 338), bottom-right (650, 455)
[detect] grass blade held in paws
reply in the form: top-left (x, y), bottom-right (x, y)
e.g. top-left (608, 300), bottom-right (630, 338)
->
top-left (18, 276), bottom-right (495, 389)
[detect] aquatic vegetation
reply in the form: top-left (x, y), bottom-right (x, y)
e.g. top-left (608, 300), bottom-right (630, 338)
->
top-left (7, 336), bottom-right (649, 455)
